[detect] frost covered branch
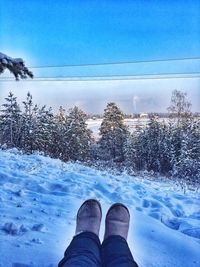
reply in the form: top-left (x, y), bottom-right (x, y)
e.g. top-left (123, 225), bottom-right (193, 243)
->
top-left (0, 52), bottom-right (33, 80)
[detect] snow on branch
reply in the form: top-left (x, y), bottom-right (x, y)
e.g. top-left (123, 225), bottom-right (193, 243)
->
top-left (0, 52), bottom-right (33, 80)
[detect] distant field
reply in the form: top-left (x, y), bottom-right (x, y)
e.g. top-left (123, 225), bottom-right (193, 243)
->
top-left (86, 118), bottom-right (169, 139)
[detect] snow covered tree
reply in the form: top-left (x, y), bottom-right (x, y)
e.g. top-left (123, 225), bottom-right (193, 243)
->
top-left (124, 132), bottom-right (141, 171)
top-left (0, 52), bottom-right (33, 80)
top-left (172, 119), bottom-right (200, 182)
top-left (124, 118), bottom-right (147, 170)
top-left (49, 106), bottom-right (67, 159)
top-left (64, 106), bottom-right (92, 162)
top-left (128, 116), bottom-right (162, 172)
top-left (167, 90), bottom-right (192, 126)
top-left (125, 116), bottom-right (174, 174)
top-left (144, 116), bottom-right (162, 172)
top-left (167, 90), bottom-right (200, 181)
top-left (57, 106), bottom-right (66, 123)
top-left (157, 123), bottom-right (174, 174)
top-left (0, 92), bottom-right (22, 148)
top-left (21, 92), bottom-right (38, 153)
top-left (98, 102), bottom-right (128, 162)
top-left (34, 106), bottom-right (54, 154)
top-left (167, 90), bottom-right (193, 174)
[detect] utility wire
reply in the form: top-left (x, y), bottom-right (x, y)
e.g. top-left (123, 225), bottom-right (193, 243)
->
top-left (1, 74), bottom-right (200, 82)
top-left (1, 71), bottom-right (200, 80)
top-left (1, 70), bottom-right (200, 80)
top-left (15, 71), bottom-right (200, 79)
top-left (28, 56), bottom-right (200, 69)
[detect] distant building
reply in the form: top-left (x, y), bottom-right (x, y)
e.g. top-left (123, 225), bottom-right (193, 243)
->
top-left (140, 113), bottom-right (148, 118)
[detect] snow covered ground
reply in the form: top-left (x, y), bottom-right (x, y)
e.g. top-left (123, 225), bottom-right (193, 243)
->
top-left (0, 149), bottom-right (200, 267)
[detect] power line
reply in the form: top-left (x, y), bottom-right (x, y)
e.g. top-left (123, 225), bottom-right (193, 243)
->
top-left (1, 71), bottom-right (200, 80)
top-left (28, 56), bottom-right (200, 69)
top-left (0, 74), bottom-right (200, 82)
top-left (26, 71), bottom-right (200, 79)
top-left (21, 71), bottom-right (200, 79)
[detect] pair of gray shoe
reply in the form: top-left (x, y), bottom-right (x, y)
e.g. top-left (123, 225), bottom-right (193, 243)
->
top-left (75, 199), bottom-right (130, 240)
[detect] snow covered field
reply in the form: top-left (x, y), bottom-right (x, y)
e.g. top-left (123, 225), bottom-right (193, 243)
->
top-left (0, 149), bottom-right (200, 267)
top-left (86, 118), bottom-right (149, 139)
top-left (86, 118), bottom-right (168, 139)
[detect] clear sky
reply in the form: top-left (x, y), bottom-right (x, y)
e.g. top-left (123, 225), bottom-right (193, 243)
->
top-left (0, 0), bottom-right (200, 113)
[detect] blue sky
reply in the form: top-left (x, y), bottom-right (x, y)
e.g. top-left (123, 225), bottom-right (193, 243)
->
top-left (0, 0), bottom-right (200, 113)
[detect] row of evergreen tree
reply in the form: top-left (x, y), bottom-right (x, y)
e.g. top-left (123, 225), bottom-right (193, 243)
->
top-left (0, 90), bottom-right (199, 183)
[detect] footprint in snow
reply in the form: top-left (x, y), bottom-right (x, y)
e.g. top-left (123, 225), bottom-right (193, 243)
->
top-left (31, 238), bottom-right (43, 244)
top-left (181, 228), bottom-right (200, 239)
top-left (31, 223), bottom-right (46, 232)
top-left (161, 216), bottom-right (181, 230)
top-left (2, 222), bottom-right (29, 235)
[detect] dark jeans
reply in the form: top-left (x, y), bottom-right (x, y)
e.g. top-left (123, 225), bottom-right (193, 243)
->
top-left (58, 232), bottom-right (139, 267)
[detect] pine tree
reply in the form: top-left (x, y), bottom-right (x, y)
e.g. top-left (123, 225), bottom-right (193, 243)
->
top-left (167, 90), bottom-right (200, 182)
top-left (124, 117), bottom-right (146, 171)
top-left (124, 132), bottom-right (139, 170)
top-left (98, 102), bottom-right (128, 162)
top-left (125, 116), bottom-right (174, 174)
top-left (0, 92), bottom-right (22, 148)
top-left (172, 119), bottom-right (200, 182)
top-left (21, 92), bottom-right (37, 153)
top-left (34, 106), bottom-right (54, 154)
top-left (158, 123), bottom-right (173, 174)
top-left (145, 116), bottom-right (161, 172)
top-left (50, 106), bottom-right (67, 159)
top-left (130, 116), bottom-right (161, 172)
top-left (64, 106), bottom-right (92, 162)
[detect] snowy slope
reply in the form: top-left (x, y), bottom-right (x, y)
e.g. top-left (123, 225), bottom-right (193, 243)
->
top-left (0, 149), bottom-right (200, 267)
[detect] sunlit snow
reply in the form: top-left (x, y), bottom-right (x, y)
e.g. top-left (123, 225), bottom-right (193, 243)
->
top-left (0, 149), bottom-right (200, 267)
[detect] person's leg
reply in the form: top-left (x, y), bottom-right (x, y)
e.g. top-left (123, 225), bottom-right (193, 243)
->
top-left (58, 231), bottom-right (101, 267)
top-left (58, 199), bottom-right (102, 267)
top-left (101, 235), bottom-right (138, 267)
top-left (101, 204), bottom-right (139, 267)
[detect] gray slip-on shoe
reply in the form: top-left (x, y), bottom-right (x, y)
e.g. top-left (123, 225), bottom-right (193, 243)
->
top-left (75, 199), bottom-right (102, 236)
top-left (104, 203), bottom-right (130, 240)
